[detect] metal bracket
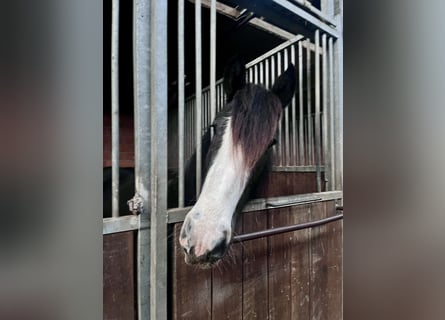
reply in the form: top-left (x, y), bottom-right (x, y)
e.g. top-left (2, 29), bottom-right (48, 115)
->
top-left (127, 193), bottom-right (144, 215)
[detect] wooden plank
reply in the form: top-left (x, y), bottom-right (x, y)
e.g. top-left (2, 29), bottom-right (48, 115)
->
top-left (251, 172), bottom-right (323, 199)
top-left (212, 219), bottom-right (243, 320)
top-left (309, 201), bottom-right (329, 320)
top-left (103, 231), bottom-right (136, 320)
top-left (242, 211), bottom-right (269, 320)
top-left (290, 204), bottom-right (311, 319)
top-left (172, 223), bottom-right (212, 320)
top-left (268, 207), bottom-right (292, 319)
top-left (325, 201), bottom-right (343, 319)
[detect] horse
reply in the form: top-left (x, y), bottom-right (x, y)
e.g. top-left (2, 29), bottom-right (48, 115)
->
top-left (103, 57), bottom-right (297, 270)
top-left (179, 58), bottom-right (296, 268)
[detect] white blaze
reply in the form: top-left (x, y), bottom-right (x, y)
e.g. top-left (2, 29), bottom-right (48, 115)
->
top-left (184, 117), bottom-right (250, 257)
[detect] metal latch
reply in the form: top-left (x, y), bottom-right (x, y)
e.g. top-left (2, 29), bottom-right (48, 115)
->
top-left (127, 193), bottom-right (143, 215)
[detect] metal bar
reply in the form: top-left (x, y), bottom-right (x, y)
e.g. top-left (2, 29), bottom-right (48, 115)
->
top-left (328, 37), bottom-right (335, 190)
top-left (277, 51), bottom-right (282, 166)
top-left (298, 0), bottom-right (337, 26)
top-left (272, 165), bottom-right (325, 172)
top-left (249, 17), bottom-right (296, 40)
top-left (254, 64), bottom-right (258, 84)
top-left (233, 213), bottom-right (343, 242)
top-left (195, 0), bottom-right (202, 196)
top-left (333, 28), bottom-right (343, 192)
top-left (259, 61), bottom-right (264, 85)
top-left (306, 40), bottom-right (312, 165)
top-left (284, 48), bottom-right (290, 166)
top-left (178, 0), bottom-right (185, 207)
top-left (298, 40), bottom-right (304, 165)
top-left (246, 34), bottom-right (304, 68)
top-left (290, 44), bottom-right (297, 166)
top-left (111, 0), bottom-right (120, 218)
top-left (132, 0), bottom-right (151, 317)
top-left (193, 0), bottom-right (296, 40)
top-left (314, 30), bottom-right (322, 192)
top-left (149, 1), bottom-right (168, 318)
top-left (265, 58), bottom-right (269, 89)
top-left (167, 190), bottom-right (343, 223)
top-left (272, 0), bottom-right (340, 38)
top-left (210, 0), bottom-right (216, 138)
top-left (321, 33), bottom-right (329, 191)
top-left (103, 215), bottom-right (139, 234)
top-left (270, 55), bottom-right (277, 165)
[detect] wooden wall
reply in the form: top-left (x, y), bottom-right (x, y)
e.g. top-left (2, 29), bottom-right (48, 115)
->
top-left (103, 171), bottom-right (340, 320)
top-left (103, 231), bottom-right (136, 320)
top-left (171, 200), bottom-right (342, 320)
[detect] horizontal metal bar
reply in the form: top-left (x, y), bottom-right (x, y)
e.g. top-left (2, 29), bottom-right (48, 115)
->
top-left (249, 17), bottom-right (296, 40)
top-left (271, 165), bottom-right (325, 172)
top-left (167, 190), bottom-right (342, 223)
top-left (246, 35), bottom-right (304, 68)
top-left (193, 0), bottom-right (296, 40)
top-left (103, 215), bottom-right (140, 234)
top-left (233, 213), bottom-right (343, 242)
top-left (336, 205), bottom-right (343, 211)
top-left (272, 0), bottom-right (340, 38)
top-left (290, 0), bottom-right (337, 27)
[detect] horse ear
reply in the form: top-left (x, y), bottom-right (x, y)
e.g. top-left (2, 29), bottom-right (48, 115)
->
top-left (223, 55), bottom-right (246, 102)
top-left (271, 64), bottom-right (296, 108)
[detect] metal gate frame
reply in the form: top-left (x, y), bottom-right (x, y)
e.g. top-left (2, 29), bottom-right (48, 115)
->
top-left (104, 1), bottom-right (343, 319)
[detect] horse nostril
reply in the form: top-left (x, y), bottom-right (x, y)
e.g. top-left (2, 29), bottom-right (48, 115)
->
top-left (209, 239), bottom-right (227, 260)
top-left (189, 246), bottom-right (195, 256)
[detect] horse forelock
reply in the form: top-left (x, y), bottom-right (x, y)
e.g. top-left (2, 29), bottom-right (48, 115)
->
top-left (231, 84), bottom-right (282, 170)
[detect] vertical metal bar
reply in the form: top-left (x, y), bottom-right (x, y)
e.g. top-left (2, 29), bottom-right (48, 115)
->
top-left (195, 0), bottom-right (202, 196)
top-left (249, 67), bottom-right (253, 83)
top-left (270, 55), bottom-right (277, 165)
top-left (284, 48), bottom-right (290, 166)
top-left (254, 64), bottom-right (258, 84)
top-left (306, 40), bottom-right (312, 165)
top-left (259, 61), bottom-right (264, 85)
top-left (298, 41), bottom-right (304, 165)
top-left (111, 0), bottom-right (120, 218)
top-left (150, 1), bottom-right (168, 318)
top-left (329, 37), bottom-right (335, 191)
top-left (314, 30), bottom-right (322, 192)
top-left (290, 44), bottom-right (297, 166)
top-left (220, 83), bottom-right (224, 109)
top-left (133, 0), bottom-right (152, 318)
top-left (321, 33), bottom-right (329, 191)
top-left (202, 93), bottom-right (206, 129)
top-left (277, 51), bottom-right (282, 166)
top-left (265, 58), bottom-right (270, 89)
top-left (178, 0), bottom-right (185, 207)
top-left (210, 0), bottom-right (216, 137)
top-left (333, 34), bottom-right (343, 192)
top-left (216, 85), bottom-right (220, 112)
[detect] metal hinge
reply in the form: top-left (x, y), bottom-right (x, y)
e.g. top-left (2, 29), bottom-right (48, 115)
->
top-left (127, 193), bottom-right (143, 215)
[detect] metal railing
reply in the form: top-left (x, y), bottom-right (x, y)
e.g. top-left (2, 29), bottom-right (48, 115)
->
top-left (180, 31), bottom-right (338, 201)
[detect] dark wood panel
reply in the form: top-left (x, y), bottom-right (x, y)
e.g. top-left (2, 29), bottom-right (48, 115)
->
top-left (268, 207), bottom-right (292, 320)
top-left (212, 222), bottom-right (243, 320)
top-left (170, 200), bottom-right (342, 320)
top-left (103, 231), bottom-right (136, 320)
top-left (325, 201), bottom-right (343, 320)
top-left (172, 223), bottom-right (212, 320)
top-left (309, 202), bottom-right (329, 320)
top-left (252, 172), bottom-right (324, 198)
top-left (242, 211), bottom-right (269, 320)
top-left (290, 205), bottom-right (311, 319)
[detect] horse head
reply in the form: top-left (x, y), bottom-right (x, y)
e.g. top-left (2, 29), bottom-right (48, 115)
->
top-left (180, 57), bottom-right (296, 268)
